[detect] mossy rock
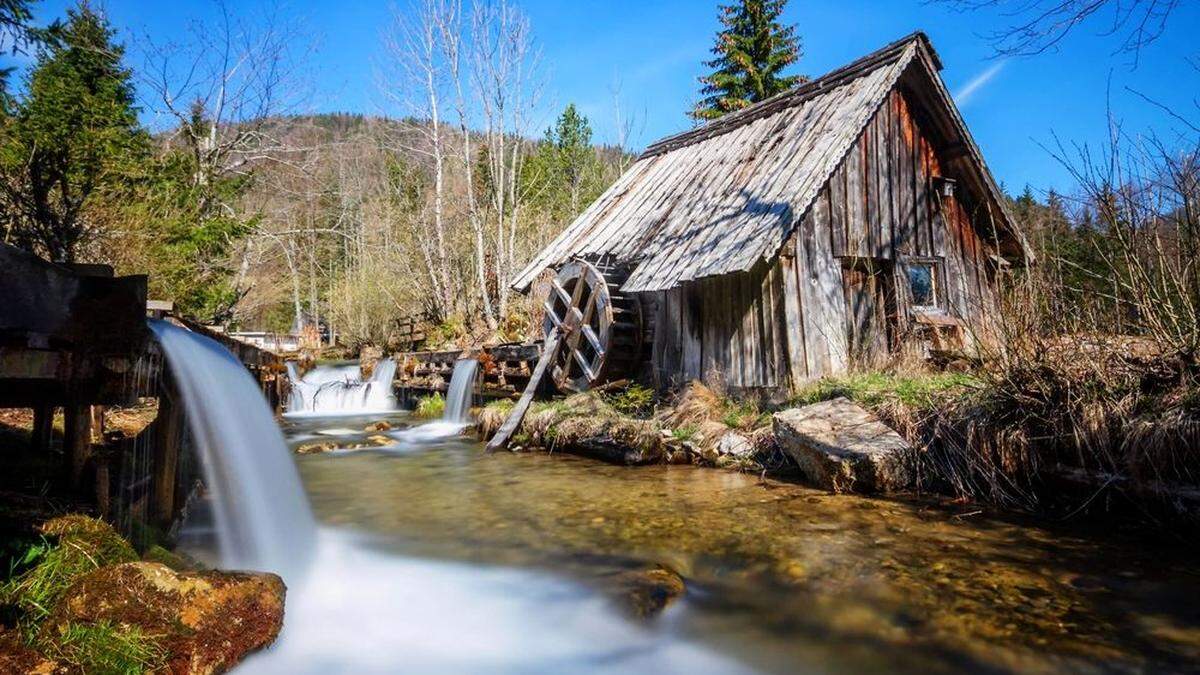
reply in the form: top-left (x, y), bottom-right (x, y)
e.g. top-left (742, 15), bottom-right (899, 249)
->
top-left (2, 516), bottom-right (138, 625)
top-left (48, 561), bottom-right (285, 674)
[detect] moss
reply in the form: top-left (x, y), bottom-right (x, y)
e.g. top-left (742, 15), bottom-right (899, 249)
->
top-left (2, 516), bottom-right (137, 626)
top-left (42, 620), bottom-right (166, 675)
top-left (141, 545), bottom-right (191, 572)
top-left (789, 372), bottom-right (980, 411)
top-left (414, 393), bottom-right (446, 419)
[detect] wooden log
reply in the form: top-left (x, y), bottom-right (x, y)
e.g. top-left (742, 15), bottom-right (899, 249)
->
top-left (63, 404), bottom-right (92, 490)
top-left (486, 330), bottom-right (562, 453)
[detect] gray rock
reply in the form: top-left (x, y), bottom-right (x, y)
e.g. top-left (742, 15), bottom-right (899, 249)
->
top-left (716, 431), bottom-right (754, 458)
top-left (772, 397), bottom-right (912, 493)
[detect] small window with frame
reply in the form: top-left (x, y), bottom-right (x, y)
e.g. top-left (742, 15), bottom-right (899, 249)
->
top-left (904, 258), bottom-right (940, 309)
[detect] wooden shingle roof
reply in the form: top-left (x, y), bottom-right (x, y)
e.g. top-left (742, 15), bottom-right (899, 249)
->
top-left (513, 32), bottom-right (1023, 294)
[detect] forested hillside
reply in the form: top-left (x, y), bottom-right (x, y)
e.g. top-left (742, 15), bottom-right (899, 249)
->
top-left (0, 1), bottom-right (632, 350)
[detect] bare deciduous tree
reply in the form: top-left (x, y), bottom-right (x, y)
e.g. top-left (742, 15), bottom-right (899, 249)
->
top-left (935, 0), bottom-right (1180, 62)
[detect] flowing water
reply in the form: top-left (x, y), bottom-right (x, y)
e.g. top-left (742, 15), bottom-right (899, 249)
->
top-left (286, 359), bottom-right (397, 415)
top-left (161, 325), bottom-right (1200, 673)
top-left (281, 415), bottom-right (1200, 674)
top-left (150, 320), bottom-right (314, 575)
top-left (443, 359), bottom-right (479, 423)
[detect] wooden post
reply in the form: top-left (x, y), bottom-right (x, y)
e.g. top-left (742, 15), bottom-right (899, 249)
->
top-left (90, 405), bottom-right (105, 443)
top-left (63, 404), bottom-right (92, 490)
top-left (151, 393), bottom-right (184, 526)
top-left (94, 454), bottom-right (111, 519)
top-left (31, 404), bottom-right (54, 453)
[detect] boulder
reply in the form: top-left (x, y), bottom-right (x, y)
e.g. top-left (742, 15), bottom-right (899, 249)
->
top-left (773, 397), bottom-right (913, 493)
top-left (50, 562), bottom-right (285, 675)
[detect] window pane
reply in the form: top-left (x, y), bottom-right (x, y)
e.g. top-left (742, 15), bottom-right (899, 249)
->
top-left (908, 264), bottom-right (935, 306)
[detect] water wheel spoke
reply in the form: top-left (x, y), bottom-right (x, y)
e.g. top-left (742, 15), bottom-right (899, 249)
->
top-left (551, 279), bottom-right (572, 306)
top-left (580, 324), bottom-right (604, 356)
top-left (571, 348), bottom-right (597, 382)
top-left (543, 301), bottom-right (565, 328)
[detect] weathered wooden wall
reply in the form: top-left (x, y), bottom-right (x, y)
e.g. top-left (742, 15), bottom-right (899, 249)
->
top-left (649, 86), bottom-right (1004, 391)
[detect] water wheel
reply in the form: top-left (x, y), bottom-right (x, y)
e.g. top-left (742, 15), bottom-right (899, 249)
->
top-left (541, 259), bottom-right (642, 392)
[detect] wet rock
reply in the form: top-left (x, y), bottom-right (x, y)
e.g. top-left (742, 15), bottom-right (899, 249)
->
top-left (367, 435), bottom-right (393, 446)
top-left (295, 441), bottom-right (339, 454)
top-left (50, 561), bottom-right (285, 675)
top-left (364, 420), bottom-right (393, 432)
top-left (773, 397), bottom-right (912, 493)
top-left (603, 565), bottom-right (686, 618)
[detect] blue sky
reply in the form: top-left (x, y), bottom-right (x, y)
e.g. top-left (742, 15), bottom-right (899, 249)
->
top-left (14, 0), bottom-right (1200, 195)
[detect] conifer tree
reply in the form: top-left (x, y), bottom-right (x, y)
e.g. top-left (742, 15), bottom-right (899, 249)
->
top-left (545, 103), bottom-right (594, 212)
top-left (692, 0), bottom-right (803, 121)
top-left (0, 2), bottom-right (145, 262)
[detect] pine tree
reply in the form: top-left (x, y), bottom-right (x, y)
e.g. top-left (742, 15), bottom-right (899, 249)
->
top-left (0, 2), bottom-right (146, 262)
top-left (545, 104), bottom-right (595, 212)
top-left (692, 0), bottom-right (803, 121)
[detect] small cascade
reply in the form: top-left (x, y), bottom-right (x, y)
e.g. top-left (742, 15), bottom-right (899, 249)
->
top-left (286, 359), bottom-right (397, 415)
top-left (149, 320), bottom-right (314, 575)
top-left (443, 359), bottom-right (479, 423)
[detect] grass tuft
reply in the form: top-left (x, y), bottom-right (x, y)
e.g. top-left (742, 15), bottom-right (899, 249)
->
top-left (2, 516), bottom-right (137, 626)
top-left (413, 393), bottom-right (446, 419)
top-left (44, 620), bottom-right (166, 675)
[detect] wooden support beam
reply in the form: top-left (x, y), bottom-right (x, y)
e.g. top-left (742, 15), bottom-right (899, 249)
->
top-left (63, 404), bottom-right (92, 490)
top-left (31, 404), bottom-right (53, 453)
top-left (152, 393), bottom-right (184, 526)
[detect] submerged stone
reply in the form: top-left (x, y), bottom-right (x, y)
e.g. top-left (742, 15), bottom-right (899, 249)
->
top-left (773, 397), bottom-right (913, 493)
top-left (49, 562), bottom-right (285, 675)
top-left (603, 565), bottom-right (686, 619)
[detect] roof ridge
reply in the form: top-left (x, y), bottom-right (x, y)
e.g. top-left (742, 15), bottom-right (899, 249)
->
top-left (641, 32), bottom-right (934, 160)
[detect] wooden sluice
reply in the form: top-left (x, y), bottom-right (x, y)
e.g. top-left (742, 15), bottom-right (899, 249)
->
top-left (395, 341), bottom-right (544, 401)
top-left (0, 243), bottom-right (293, 546)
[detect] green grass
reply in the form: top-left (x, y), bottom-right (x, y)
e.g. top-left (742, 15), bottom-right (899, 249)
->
top-left (44, 621), bottom-right (166, 675)
top-left (1, 516), bottom-right (137, 625)
top-left (413, 393), bottom-right (446, 418)
top-left (605, 384), bottom-right (656, 418)
top-left (789, 372), bottom-right (981, 410)
top-left (671, 424), bottom-right (700, 443)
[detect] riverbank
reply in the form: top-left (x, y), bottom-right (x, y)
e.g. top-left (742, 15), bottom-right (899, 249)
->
top-left (474, 351), bottom-right (1200, 529)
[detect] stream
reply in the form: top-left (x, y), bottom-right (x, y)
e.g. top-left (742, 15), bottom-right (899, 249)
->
top-left (239, 410), bottom-right (1200, 674)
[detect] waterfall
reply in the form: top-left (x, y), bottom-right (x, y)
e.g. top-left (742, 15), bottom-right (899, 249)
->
top-left (150, 320), bottom-right (314, 575)
top-left (443, 359), bottom-right (479, 423)
top-left (286, 358), bottom-right (397, 415)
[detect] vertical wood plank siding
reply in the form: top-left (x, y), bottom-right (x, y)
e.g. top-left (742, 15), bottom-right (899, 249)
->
top-left (650, 88), bottom-right (1002, 391)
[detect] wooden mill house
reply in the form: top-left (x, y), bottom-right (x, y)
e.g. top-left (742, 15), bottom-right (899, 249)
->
top-left (513, 32), bottom-right (1030, 394)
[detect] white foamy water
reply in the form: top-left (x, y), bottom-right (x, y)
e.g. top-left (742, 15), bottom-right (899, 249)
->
top-left (286, 359), bottom-right (397, 415)
top-left (156, 323), bottom-right (749, 673)
top-left (241, 530), bottom-right (751, 674)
